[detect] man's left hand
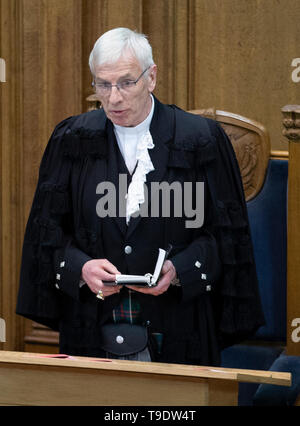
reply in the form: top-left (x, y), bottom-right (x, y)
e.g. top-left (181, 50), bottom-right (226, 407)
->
top-left (126, 260), bottom-right (177, 296)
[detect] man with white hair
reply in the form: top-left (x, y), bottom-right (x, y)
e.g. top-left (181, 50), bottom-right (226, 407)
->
top-left (17, 28), bottom-right (264, 365)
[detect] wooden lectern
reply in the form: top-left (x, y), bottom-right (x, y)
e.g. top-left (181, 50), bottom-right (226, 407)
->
top-left (0, 351), bottom-right (291, 406)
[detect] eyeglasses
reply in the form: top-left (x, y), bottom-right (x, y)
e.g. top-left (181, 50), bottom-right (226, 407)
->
top-left (92, 66), bottom-right (150, 96)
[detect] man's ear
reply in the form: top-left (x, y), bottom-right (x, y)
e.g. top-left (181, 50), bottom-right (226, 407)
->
top-left (148, 64), bottom-right (157, 93)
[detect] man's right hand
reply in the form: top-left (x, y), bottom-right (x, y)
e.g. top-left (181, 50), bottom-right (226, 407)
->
top-left (81, 259), bottom-right (122, 298)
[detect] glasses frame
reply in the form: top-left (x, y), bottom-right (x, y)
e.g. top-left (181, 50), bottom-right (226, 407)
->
top-left (92, 66), bottom-right (151, 95)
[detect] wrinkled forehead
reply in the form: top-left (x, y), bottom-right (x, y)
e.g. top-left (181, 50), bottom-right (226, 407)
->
top-left (93, 52), bottom-right (143, 80)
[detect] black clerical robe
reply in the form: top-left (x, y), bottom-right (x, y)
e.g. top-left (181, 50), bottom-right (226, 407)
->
top-left (16, 97), bottom-right (264, 365)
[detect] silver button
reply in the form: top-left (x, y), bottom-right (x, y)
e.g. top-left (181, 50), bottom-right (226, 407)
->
top-left (124, 245), bottom-right (132, 254)
top-left (201, 273), bottom-right (207, 280)
top-left (55, 283), bottom-right (60, 290)
top-left (60, 261), bottom-right (65, 268)
top-left (116, 335), bottom-right (124, 344)
top-left (206, 285), bottom-right (211, 292)
top-left (56, 273), bottom-right (61, 280)
top-left (195, 261), bottom-right (201, 268)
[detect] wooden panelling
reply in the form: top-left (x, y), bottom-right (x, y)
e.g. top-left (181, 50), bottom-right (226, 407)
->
top-left (22, 0), bottom-right (82, 215)
top-left (143, 0), bottom-right (189, 109)
top-left (0, 0), bottom-right (24, 352)
top-left (187, 0), bottom-right (300, 151)
top-left (24, 323), bottom-right (59, 354)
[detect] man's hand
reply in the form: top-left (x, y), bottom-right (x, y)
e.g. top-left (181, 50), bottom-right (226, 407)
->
top-left (126, 260), bottom-right (177, 296)
top-left (82, 259), bottom-right (122, 298)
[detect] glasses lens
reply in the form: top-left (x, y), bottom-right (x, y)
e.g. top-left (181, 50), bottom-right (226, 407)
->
top-left (100, 86), bottom-right (111, 95)
top-left (119, 81), bottom-right (135, 92)
top-left (93, 84), bottom-right (110, 95)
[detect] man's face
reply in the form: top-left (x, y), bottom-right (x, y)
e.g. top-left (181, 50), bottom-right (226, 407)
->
top-left (93, 54), bottom-right (157, 127)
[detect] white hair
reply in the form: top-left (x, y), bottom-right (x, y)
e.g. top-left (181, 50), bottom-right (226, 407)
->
top-left (89, 27), bottom-right (154, 75)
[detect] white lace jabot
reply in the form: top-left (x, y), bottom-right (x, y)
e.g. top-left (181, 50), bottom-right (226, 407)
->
top-left (125, 130), bottom-right (154, 224)
top-left (113, 95), bottom-right (155, 224)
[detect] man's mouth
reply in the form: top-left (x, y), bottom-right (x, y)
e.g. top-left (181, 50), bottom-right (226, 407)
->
top-left (111, 110), bottom-right (127, 115)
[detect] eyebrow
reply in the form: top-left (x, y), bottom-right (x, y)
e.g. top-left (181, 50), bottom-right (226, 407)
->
top-left (95, 72), bottom-right (136, 83)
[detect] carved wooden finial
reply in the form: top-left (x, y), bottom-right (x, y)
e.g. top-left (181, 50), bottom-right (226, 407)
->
top-left (86, 93), bottom-right (102, 111)
top-left (282, 105), bottom-right (300, 142)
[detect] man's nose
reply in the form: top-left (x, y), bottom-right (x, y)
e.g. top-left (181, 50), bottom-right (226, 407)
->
top-left (108, 85), bottom-right (123, 103)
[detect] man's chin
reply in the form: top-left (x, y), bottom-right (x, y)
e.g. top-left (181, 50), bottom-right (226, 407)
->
top-left (108, 111), bottom-right (131, 127)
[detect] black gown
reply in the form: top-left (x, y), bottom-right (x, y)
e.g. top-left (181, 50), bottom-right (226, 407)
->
top-left (16, 97), bottom-right (264, 365)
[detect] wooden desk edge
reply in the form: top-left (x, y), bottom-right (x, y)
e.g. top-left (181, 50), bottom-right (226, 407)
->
top-left (0, 351), bottom-right (291, 386)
